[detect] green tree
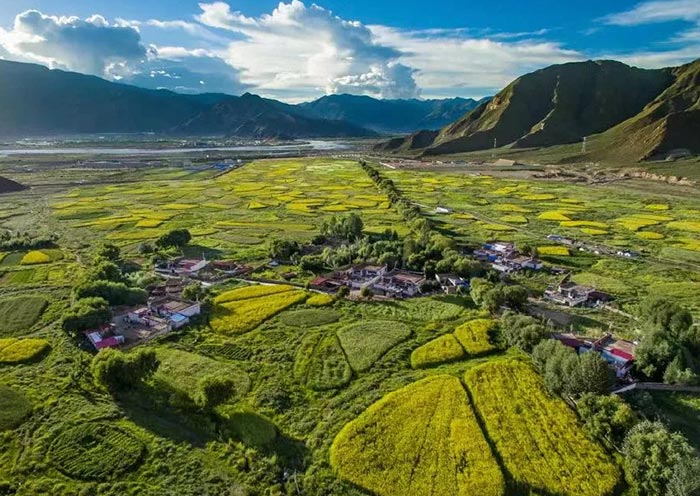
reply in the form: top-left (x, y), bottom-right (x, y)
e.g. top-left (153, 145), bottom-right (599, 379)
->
top-left (469, 278), bottom-right (494, 308)
top-left (667, 458), bottom-right (700, 496)
top-left (91, 349), bottom-right (159, 393)
top-left (623, 421), bottom-right (694, 496)
top-left (195, 376), bottom-right (236, 410)
top-left (578, 393), bottom-right (637, 449)
top-left (269, 239), bottom-right (301, 260)
top-left (360, 286), bottom-right (373, 300)
top-left (337, 286), bottom-right (350, 298)
top-left (182, 282), bottom-right (207, 302)
top-left (74, 280), bottom-right (148, 306)
top-left (155, 229), bottom-right (192, 249)
top-left (565, 352), bottom-right (615, 397)
top-left (90, 261), bottom-right (123, 283)
top-left (501, 311), bottom-right (549, 352)
top-left (96, 243), bottom-right (121, 261)
top-left (61, 297), bottom-right (112, 335)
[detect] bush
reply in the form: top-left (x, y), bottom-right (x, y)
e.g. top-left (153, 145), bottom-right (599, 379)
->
top-left (74, 281), bottom-right (147, 306)
top-left (61, 297), bottom-right (112, 335)
top-left (91, 348), bottom-right (159, 393)
top-left (155, 229), bottom-right (191, 249)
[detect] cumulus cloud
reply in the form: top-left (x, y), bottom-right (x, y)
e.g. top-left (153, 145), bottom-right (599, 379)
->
top-left (370, 25), bottom-right (584, 98)
top-left (0, 10), bottom-right (146, 76)
top-left (196, 1), bottom-right (420, 100)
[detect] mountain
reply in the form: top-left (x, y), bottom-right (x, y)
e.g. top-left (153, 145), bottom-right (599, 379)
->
top-left (297, 94), bottom-right (485, 133)
top-left (174, 93), bottom-right (375, 139)
top-left (0, 60), bottom-right (371, 138)
top-left (379, 59), bottom-right (700, 161)
top-left (0, 176), bottom-right (28, 194)
top-left (590, 59), bottom-right (700, 161)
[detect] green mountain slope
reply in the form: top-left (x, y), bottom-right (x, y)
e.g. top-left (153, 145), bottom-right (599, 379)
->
top-left (590, 60), bottom-right (700, 161)
top-left (424, 60), bottom-right (673, 155)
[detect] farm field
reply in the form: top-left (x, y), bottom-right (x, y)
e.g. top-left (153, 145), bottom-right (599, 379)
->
top-left (383, 166), bottom-right (700, 316)
top-left (1, 154), bottom-right (698, 496)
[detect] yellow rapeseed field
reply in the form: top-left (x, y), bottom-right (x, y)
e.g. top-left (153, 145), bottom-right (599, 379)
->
top-left (306, 294), bottom-right (335, 307)
top-left (214, 284), bottom-right (296, 304)
top-left (20, 251), bottom-right (52, 265)
top-left (330, 375), bottom-right (505, 496)
top-left (410, 334), bottom-right (465, 368)
top-left (465, 360), bottom-right (619, 496)
top-left (538, 246), bottom-right (570, 256)
top-left (0, 338), bottom-right (50, 363)
top-left (454, 319), bottom-right (497, 356)
top-left (211, 290), bottom-right (307, 334)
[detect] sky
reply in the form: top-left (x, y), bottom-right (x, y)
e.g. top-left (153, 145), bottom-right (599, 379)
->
top-left (0, 0), bottom-right (698, 102)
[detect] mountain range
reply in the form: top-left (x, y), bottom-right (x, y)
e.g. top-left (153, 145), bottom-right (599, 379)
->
top-left (0, 60), bottom-right (478, 139)
top-left (379, 59), bottom-right (700, 162)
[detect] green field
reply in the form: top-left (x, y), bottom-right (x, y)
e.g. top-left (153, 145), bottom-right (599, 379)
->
top-left (1, 154), bottom-right (699, 495)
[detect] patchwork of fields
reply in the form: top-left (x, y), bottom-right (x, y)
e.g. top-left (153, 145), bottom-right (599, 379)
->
top-left (1, 156), bottom-right (700, 495)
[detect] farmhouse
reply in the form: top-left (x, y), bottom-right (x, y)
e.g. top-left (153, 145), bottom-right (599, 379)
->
top-left (544, 282), bottom-right (612, 307)
top-left (373, 270), bottom-right (426, 297)
top-left (211, 260), bottom-right (253, 276)
top-left (85, 324), bottom-right (124, 351)
top-left (435, 273), bottom-right (469, 294)
top-left (343, 264), bottom-right (388, 290)
top-left (474, 241), bottom-right (544, 274)
top-left (155, 257), bottom-right (210, 277)
top-left (553, 333), bottom-right (637, 378)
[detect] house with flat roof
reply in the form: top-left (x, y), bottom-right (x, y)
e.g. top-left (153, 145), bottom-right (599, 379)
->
top-left (85, 324), bottom-right (124, 351)
top-left (544, 282), bottom-right (612, 307)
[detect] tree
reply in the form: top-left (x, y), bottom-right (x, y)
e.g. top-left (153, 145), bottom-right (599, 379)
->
top-left (578, 394), bottom-right (637, 450)
top-left (532, 339), bottom-right (566, 372)
top-left (61, 297), bottom-right (112, 335)
top-left (182, 282), bottom-right (207, 301)
top-left (360, 286), bottom-right (373, 300)
top-left (138, 242), bottom-right (154, 255)
top-left (156, 229), bottom-right (192, 249)
top-left (623, 421), bottom-right (694, 496)
top-left (337, 286), bottom-right (350, 298)
top-left (565, 352), bottom-right (615, 397)
top-left (96, 243), bottom-right (120, 261)
top-left (500, 311), bottom-right (549, 352)
top-left (74, 280), bottom-right (148, 306)
top-left (91, 349), bottom-right (159, 393)
top-left (269, 239), bottom-right (300, 261)
top-left (195, 376), bottom-right (236, 410)
top-left (667, 458), bottom-right (700, 496)
top-left (90, 261), bottom-right (123, 283)
top-left (543, 345), bottom-right (576, 396)
top-left (470, 278), bottom-right (493, 308)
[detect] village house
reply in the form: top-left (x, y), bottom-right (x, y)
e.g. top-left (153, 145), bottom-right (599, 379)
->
top-left (373, 270), bottom-right (426, 298)
top-left (85, 324), bottom-right (124, 351)
top-left (435, 273), bottom-right (469, 294)
top-left (212, 260), bottom-right (253, 276)
top-left (343, 263), bottom-right (388, 290)
top-left (544, 282), bottom-right (612, 307)
top-left (553, 333), bottom-right (637, 379)
top-left (155, 257), bottom-right (210, 277)
top-left (474, 241), bottom-right (543, 274)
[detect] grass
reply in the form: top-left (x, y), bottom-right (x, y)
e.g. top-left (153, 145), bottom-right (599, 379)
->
top-left (0, 338), bottom-right (50, 364)
top-left (465, 360), bottom-right (620, 496)
top-left (337, 321), bottom-right (412, 372)
top-left (0, 384), bottom-right (32, 430)
top-left (330, 375), bottom-right (505, 496)
top-left (296, 332), bottom-right (352, 391)
top-left (279, 309), bottom-right (341, 327)
top-left (48, 423), bottom-right (145, 480)
top-left (454, 319), bottom-right (498, 356)
top-left (153, 348), bottom-right (251, 404)
top-left (410, 334), bottom-right (465, 369)
top-left (0, 296), bottom-right (48, 336)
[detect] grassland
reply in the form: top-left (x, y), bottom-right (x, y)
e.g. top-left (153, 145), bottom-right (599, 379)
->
top-left (0, 296), bottom-right (48, 336)
top-left (0, 384), bottom-right (32, 430)
top-left (465, 360), bottom-right (620, 495)
top-left (337, 321), bottom-right (412, 372)
top-left (330, 375), bottom-right (505, 496)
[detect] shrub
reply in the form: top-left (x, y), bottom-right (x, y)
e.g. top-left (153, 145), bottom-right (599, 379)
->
top-left (330, 375), bottom-right (504, 496)
top-left (73, 280), bottom-right (147, 306)
top-left (410, 334), bottom-right (465, 369)
top-left (61, 297), bottom-right (112, 335)
top-left (454, 319), bottom-right (497, 356)
top-left (338, 321), bottom-right (412, 372)
top-left (0, 385), bottom-right (32, 431)
top-left (465, 360), bottom-right (620, 495)
top-left (0, 338), bottom-right (50, 364)
top-left (48, 423), bottom-right (145, 479)
top-left (91, 348), bottom-right (159, 392)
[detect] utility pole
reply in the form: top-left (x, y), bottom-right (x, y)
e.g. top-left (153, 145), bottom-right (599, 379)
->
top-left (582, 136), bottom-right (587, 153)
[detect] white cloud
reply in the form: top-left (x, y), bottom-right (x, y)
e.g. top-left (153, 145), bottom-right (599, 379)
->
top-left (0, 10), bottom-right (147, 76)
top-left (196, 1), bottom-right (419, 99)
top-left (602, 0), bottom-right (700, 26)
top-left (370, 25), bottom-right (584, 98)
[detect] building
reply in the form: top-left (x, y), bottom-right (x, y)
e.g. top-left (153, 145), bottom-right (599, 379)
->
top-left (374, 270), bottom-right (426, 297)
top-left (435, 273), bottom-right (469, 294)
top-left (85, 324), bottom-right (124, 351)
top-left (474, 241), bottom-right (543, 274)
top-left (544, 282), bottom-right (612, 307)
top-left (553, 332), bottom-right (636, 379)
top-left (155, 258), bottom-right (210, 277)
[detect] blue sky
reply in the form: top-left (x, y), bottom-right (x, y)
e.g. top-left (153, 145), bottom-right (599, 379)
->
top-left (0, 1), bottom-right (698, 102)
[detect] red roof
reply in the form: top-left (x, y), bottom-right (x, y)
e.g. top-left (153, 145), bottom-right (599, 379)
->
top-left (95, 337), bottom-right (122, 350)
top-left (311, 277), bottom-right (329, 285)
top-left (609, 347), bottom-right (635, 362)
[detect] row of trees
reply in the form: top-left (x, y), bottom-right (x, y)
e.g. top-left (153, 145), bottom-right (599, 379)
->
top-left (0, 230), bottom-right (58, 251)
